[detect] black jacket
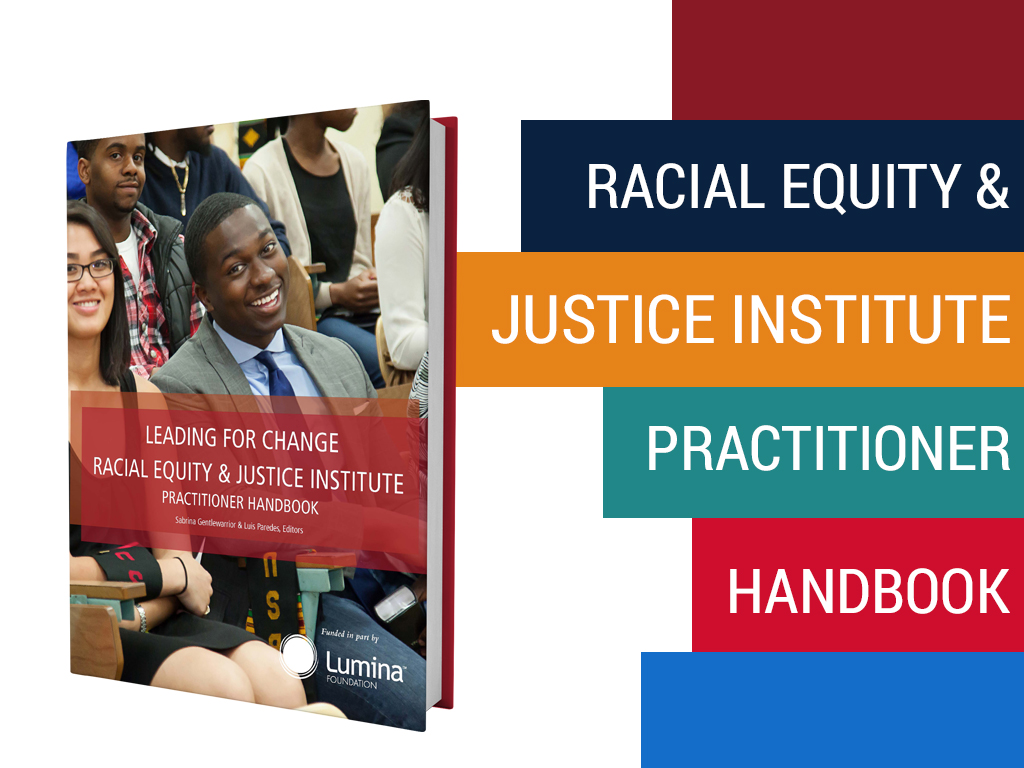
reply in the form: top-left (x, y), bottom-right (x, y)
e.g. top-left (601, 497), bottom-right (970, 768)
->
top-left (139, 146), bottom-right (291, 256)
top-left (135, 201), bottom-right (195, 354)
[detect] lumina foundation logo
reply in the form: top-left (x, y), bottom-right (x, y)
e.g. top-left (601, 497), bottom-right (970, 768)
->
top-left (325, 652), bottom-right (405, 688)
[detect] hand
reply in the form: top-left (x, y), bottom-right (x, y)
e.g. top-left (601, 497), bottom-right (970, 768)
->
top-left (174, 556), bottom-right (214, 617)
top-left (329, 269), bottom-right (379, 312)
top-left (412, 575), bottom-right (427, 602)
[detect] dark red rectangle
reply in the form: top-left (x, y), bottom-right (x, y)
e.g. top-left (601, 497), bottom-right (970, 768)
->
top-left (673, 1), bottom-right (1023, 119)
top-left (693, 518), bottom-right (1023, 651)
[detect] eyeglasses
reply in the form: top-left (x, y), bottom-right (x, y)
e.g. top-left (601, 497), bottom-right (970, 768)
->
top-left (68, 258), bottom-right (116, 283)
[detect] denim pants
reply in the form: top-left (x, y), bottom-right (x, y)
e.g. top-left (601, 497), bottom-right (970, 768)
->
top-left (316, 314), bottom-right (384, 389)
top-left (314, 593), bottom-right (426, 730)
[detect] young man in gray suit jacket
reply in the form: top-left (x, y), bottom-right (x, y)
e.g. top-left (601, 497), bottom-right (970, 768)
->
top-left (152, 193), bottom-right (426, 729)
top-left (152, 192), bottom-right (375, 399)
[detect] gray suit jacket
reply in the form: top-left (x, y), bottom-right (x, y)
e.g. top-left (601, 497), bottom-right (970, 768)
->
top-left (150, 316), bottom-right (376, 632)
top-left (152, 315), bottom-right (376, 399)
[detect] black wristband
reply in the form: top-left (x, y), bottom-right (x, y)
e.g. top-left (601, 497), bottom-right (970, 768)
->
top-left (174, 556), bottom-right (188, 596)
top-left (91, 546), bottom-right (163, 599)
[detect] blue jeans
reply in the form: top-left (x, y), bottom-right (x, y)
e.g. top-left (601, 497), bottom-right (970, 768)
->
top-left (316, 315), bottom-right (384, 389)
top-left (314, 593), bottom-right (426, 731)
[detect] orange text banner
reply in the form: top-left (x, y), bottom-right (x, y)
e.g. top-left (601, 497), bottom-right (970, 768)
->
top-left (456, 252), bottom-right (1021, 387)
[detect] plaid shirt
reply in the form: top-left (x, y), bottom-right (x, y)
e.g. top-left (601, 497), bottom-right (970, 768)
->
top-left (122, 209), bottom-right (204, 377)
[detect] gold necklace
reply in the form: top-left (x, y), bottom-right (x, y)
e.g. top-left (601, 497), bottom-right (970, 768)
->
top-left (170, 163), bottom-right (190, 217)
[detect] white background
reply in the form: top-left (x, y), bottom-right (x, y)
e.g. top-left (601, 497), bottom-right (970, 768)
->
top-left (2, 2), bottom-right (691, 764)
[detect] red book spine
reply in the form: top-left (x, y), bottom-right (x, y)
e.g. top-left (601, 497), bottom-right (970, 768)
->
top-left (435, 116), bottom-right (457, 709)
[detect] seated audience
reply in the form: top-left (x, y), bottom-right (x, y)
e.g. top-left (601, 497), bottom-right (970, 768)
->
top-left (153, 192), bottom-right (425, 728)
top-left (375, 117), bottom-right (430, 377)
top-left (75, 135), bottom-right (204, 377)
top-left (241, 110), bottom-right (384, 388)
top-left (140, 125), bottom-right (291, 252)
top-left (67, 200), bottom-right (304, 707)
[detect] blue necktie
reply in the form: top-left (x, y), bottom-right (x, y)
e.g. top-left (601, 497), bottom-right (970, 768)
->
top-left (255, 350), bottom-right (296, 398)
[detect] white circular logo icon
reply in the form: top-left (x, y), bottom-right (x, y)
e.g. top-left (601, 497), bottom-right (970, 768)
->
top-left (279, 633), bottom-right (318, 679)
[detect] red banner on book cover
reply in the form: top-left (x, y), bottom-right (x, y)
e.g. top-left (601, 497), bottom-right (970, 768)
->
top-left (71, 391), bottom-right (426, 573)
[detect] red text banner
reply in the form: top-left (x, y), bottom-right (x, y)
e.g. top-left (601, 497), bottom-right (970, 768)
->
top-left (693, 518), bottom-right (1023, 651)
top-left (70, 391), bottom-right (426, 573)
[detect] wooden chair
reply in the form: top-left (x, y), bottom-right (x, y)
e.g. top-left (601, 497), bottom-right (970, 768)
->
top-left (70, 604), bottom-right (124, 679)
top-left (285, 257), bottom-right (318, 331)
top-left (71, 580), bottom-right (144, 620)
top-left (375, 315), bottom-right (416, 388)
top-left (376, 383), bottom-right (413, 399)
top-left (295, 551), bottom-right (357, 642)
top-left (69, 576), bottom-right (349, 717)
top-left (69, 580), bottom-right (145, 680)
top-left (370, 212), bottom-right (379, 265)
top-left (285, 260), bottom-right (330, 331)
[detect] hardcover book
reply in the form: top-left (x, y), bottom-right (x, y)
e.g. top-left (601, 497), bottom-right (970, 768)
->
top-left (67, 103), bottom-right (455, 731)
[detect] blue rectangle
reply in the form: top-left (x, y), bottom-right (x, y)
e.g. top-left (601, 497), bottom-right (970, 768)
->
top-left (521, 120), bottom-right (1020, 252)
top-left (642, 652), bottom-right (1024, 766)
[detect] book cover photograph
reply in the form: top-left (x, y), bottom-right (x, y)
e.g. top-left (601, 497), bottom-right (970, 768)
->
top-left (67, 103), bottom-right (455, 732)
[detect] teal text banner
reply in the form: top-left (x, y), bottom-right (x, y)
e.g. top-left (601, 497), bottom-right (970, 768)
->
top-left (603, 387), bottom-right (1021, 518)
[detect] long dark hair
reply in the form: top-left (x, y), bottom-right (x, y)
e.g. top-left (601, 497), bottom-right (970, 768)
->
top-left (67, 200), bottom-right (130, 387)
top-left (389, 115), bottom-right (429, 212)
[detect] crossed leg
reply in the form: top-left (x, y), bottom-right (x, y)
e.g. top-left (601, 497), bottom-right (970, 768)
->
top-left (224, 640), bottom-right (307, 709)
top-left (150, 642), bottom-right (305, 709)
top-left (150, 646), bottom-right (255, 703)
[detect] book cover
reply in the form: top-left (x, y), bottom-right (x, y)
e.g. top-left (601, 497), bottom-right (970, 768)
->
top-left (67, 102), bottom-right (450, 731)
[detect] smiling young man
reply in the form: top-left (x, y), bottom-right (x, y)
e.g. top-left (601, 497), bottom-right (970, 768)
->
top-left (148, 195), bottom-right (430, 729)
top-left (76, 135), bottom-right (204, 377)
top-left (150, 192), bottom-right (374, 399)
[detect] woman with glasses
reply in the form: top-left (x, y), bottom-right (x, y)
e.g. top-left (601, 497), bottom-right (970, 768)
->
top-left (67, 200), bottom-right (305, 706)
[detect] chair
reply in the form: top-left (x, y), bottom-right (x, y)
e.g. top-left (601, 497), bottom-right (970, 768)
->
top-left (285, 257), bottom-right (317, 330)
top-left (71, 580), bottom-right (144, 621)
top-left (69, 580), bottom-right (145, 680)
top-left (70, 604), bottom-right (124, 679)
top-left (375, 316), bottom-right (416, 388)
top-left (69, 576), bottom-right (349, 716)
top-left (371, 212), bottom-right (379, 265)
top-left (376, 383), bottom-right (413, 399)
top-left (295, 551), bottom-right (358, 642)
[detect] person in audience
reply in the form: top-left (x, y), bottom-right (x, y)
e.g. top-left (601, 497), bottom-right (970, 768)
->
top-left (151, 192), bottom-right (375, 398)
top-left (375, 117), bottom-right (430, 382)
top-left (409, 351), bottom-right (429, 418)
top-left (241, 110), bottom-right (384, 388)
top-left (75, 135), bottom-right (204, 377)
top-left (152, 192), bottom-right (426, 728)
top-left (67, 200), bottom-right (305, 707)
top-left (140, 125), bottom-right (291, 252)
top-left (67, 142), bottom-right (85, 199)
top-left (376, 101), bottom-right (428, 198)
